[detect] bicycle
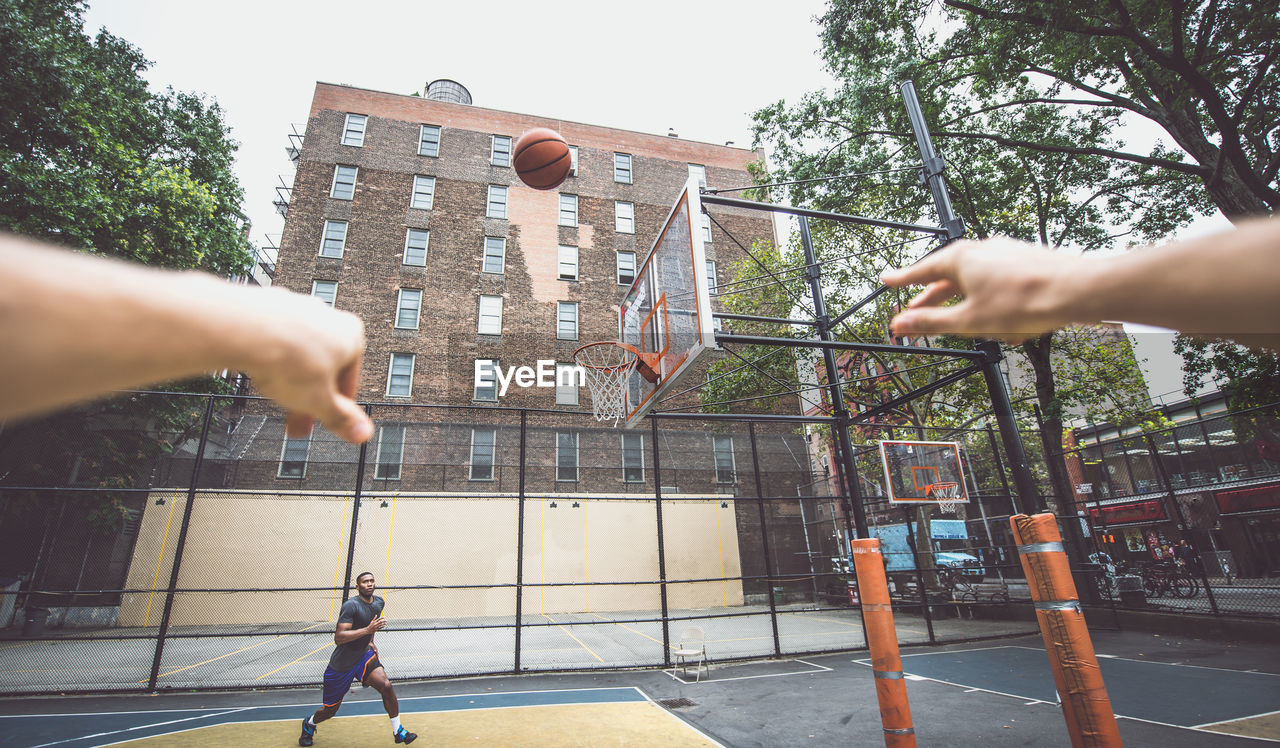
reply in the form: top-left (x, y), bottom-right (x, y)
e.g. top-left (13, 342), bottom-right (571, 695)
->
top-left (1136, 560), bottom-right (1199, 599)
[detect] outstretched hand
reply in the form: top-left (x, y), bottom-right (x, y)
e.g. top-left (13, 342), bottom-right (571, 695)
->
top-left (880, 238), bottom-right (1089, 345)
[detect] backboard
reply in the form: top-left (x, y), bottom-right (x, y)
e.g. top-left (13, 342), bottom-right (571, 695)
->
top-left (619, 176), bottom-right (715, 428)
top-left (878, 440), bottom-right (970, 505)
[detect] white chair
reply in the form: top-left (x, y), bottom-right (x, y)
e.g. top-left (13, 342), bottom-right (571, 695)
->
top-left (673, 626), bottom-right (708, 682)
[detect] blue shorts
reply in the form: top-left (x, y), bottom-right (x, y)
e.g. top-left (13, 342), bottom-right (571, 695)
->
top-left (321, 649), bottom-right (381, 707)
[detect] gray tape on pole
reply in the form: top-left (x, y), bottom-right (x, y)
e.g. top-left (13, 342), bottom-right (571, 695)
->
top-left (1017, 541), bottom-right (1064, 555)
top-left (873, 670), bottom-right (904, 680)
top-left (884, 727), bottom-right (916, 735)
top-left (1034, 600), bottom-right (1082, 613)
top-left (861, 603), bottom-right (894, 613)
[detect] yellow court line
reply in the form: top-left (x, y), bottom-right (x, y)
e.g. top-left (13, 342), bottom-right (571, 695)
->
top-left (384, 493), bottom-right (398, 605)
top-left (0, 640), bottom-right (36, 652)
top-left (583, 500), bottom-right (590, 613)
top-left (715, 502), bottom-right (727, 606)
top-left (328, 495), bottom-right (351, 621)
top-left (542, 613), bottom-right (604, 663)
top-left (144, 496), bottom-right (179, 626)
top-left (540, 499), bottom-right (546, 615)
top-left (144, 622), bottom-right (329, 683)
top-left (257, 642), bottom-right (332, 680)
top-left (590, 612), bottom-right (666, 648)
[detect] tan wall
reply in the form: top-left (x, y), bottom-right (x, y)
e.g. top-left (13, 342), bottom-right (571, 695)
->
top-left (120, 491), bottom-right (743, 627)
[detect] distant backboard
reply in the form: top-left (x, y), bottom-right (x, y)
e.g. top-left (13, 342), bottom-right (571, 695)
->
top-left (878, 440), bottom-right (970, 504)
top-left (620, 176), bottom-right (714, 428)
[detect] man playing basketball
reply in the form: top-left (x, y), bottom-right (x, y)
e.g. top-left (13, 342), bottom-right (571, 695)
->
top-left (299, 572), bottom-right (417, 746)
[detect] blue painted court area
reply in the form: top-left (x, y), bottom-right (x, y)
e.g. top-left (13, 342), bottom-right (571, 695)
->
top-left (857, 645), bottom-right (1280, 730)
top-left (0, 687), bottom-right (650, 747)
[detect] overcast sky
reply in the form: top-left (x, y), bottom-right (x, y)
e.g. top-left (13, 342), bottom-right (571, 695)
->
top-left (82, 0), bottom-right (836, 253)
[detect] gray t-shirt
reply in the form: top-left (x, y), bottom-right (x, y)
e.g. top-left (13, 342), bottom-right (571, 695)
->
top-left (328, 595), bottom-right (384, 671)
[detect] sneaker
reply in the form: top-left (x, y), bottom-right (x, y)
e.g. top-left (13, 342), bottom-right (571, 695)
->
top-left (299, 718), bottom-right (316, 747)
top-left (394, 725), bottom-right (418, 744)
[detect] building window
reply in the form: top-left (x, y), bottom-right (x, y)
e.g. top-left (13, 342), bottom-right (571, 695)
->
top-left (470, 428), bottom-right (496, 481)
top-left (478, 295), bottom-right (503, 335)
top-left (418, 124), bottom-right (441, 157)
top-left (556, 362), bottom-right (579, 406)
top-left (395, 288), bottom-right (422, 329)
top-left (487, 184), bottom-right (508, 219)
top-left (320, 220), bottom-right (347, 258)
top-left (557, 301), bottom-right (578, 340)
top-left (491, 134), bottom-right (512, 167)
top-left (411, 175), bottom-right (435, 210)
top-left (688, 163), bottom-right (707, 188)
top-left (278, 434), bottom-right (311, 479)
top-left (341, 113), bottom-right (367, 147)
top-left (615, 201), bottom-right (634, 234)
top-left (374, 425), bottom-right (405, 480)
top-left (713, 435), bottom-right (736, 483)
top-left (482, 237), bottom-right (505, 274)
top-left (331, 165), bottom-right (357, 200)
top-left (616, 251), bottom-right (635, 286)
top-left (556, 431), bottom-right (578, 481)
top-left (613, 152), bottom-right (632, 183)
top-left (568, 145), bottom-right (578, 176)
top-left (558, 245), bottom-right (578, 280)
top-left (701, 212), bottom-right (712, 243)
top-left (705, 260), bottom-right (717, 292)
top-left (386, 353), bottom-right (415, 397)
top-left (622, 433), bottom-right (644, 483)
top-left (311, 280), bottom-right (337, 307)
top-left (474, 359), bottom-right (498, 401)
top-left (403, 228), bottom-right (428, 266)
top-left (559, 193), bottom-right (577, 226)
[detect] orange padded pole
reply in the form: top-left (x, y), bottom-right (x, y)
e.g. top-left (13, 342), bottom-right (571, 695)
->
top-left (1010, 513), bottom-right (1122, 748)
top-left (851, 538), bottom-right (916, 747)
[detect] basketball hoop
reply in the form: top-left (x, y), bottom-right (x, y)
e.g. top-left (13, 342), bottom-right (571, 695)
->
top-left (925, 482), bottom-right (962, 515)
top-left (574, 342), bottom-right (640, 425)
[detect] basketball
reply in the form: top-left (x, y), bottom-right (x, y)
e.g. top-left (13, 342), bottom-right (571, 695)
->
top-left (513, 128), bottom-right (572, 190)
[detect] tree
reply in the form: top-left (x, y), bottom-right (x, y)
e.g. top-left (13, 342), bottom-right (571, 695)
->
top-left (0, 0), bottom-right (252, 572)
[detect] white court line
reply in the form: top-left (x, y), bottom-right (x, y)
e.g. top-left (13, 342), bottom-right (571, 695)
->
top-left (849, 660), bottom-right (1055, 706)
top-left (665, 659), bottom-right (832, 685)
top-left (31, 707), bottom-right (251, 748)
top-left (637, 688), bottom-right (729, 747)
top-left (1194, 707), bottom-right (1280, 730)
top-left (1008, 645), bottom-right (1280, 677)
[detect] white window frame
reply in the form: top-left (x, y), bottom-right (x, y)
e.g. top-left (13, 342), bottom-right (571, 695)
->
top-left (713, 435), bottom-right (736, 484)
top-left (386, 353), bottom-right (415, 398)
top-left (474, 359), bottom-right (498, 402)
top-left (403, 228), bottom-right (428, 266)
top-left (482, 237), bottom-right (506, 274)
top-left (557, 301), bottom-right (578, 340)
top-left (555, 362), bottom-right (579, 406)
top-left (320, 220), bottom-right (348, 258)
top-left (469, 428), bottom-right (496, 481)
top-left (558, 245), bottom-right (578, 280)
top-left (559, 193), bottom-right (578, 227)
top-left (615, 201), bottom-right (634, 234)
top-left (688, 163), bottom-right (707, 188)
top-left (616, 251), bottom-right (636, 286)
top-left (556, 431), bottom-right (579, 482)
top-left (705, 260), bottom-right (717, 292)
top-left (411, 175), bottom-right (435, 210)
top-left (311, 280), bottom-right (337, 307)
top-left (621, 433), bottom-right (645, 483)
top-left (374, 424), bottom-right (405, 480)
top-left (331, 165), bottom-right (357, 200)
top-left (478, 295), bottom-right (503, 335)
top-left (613, 152), bottom-right (632, 183)
top-left (395, 288), bottom-right (422, 329)
top-left (491, 134), bottom-right (512, 167)
top-left (277, 434), bottom-right (311, 479)
top-left (487, 184), bottom-right (508, 219)
top-left (341, 113), bottom-right (367, 147)
top-left (568, 145), bottom-right (578, 176)
top-left (418, 124), bottom-right (441, 157)
top-left (701, 212), bottom-right (712, 243)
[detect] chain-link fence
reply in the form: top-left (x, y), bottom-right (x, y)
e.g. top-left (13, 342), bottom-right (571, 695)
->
top-left (2, 393), bottom-right (1277, 694)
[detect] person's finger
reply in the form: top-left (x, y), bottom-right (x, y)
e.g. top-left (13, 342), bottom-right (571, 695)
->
top-left (905, 279), bottom-right (960, 309)
top-left (338, 355), bottom-right (361, 399)
top-left (322, 392), bottom-right (374, 444)
top-left (890, 304), bottom-right (969, 337)
top-left (880, 242), bottom-right (967, 287)
top-left (284, 411), bottom-right (315, 438)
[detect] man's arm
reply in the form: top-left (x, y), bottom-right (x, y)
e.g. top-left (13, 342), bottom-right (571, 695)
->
top-left (881, 216), bottom-right (1280, 351)
top-left (0, 232), bottom-right (374, 442)
top-left (333, 615), bottom-right (386, 646)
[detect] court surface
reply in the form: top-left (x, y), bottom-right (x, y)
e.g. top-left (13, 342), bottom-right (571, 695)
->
top-left (0, 630), bottom-right (1276, 746)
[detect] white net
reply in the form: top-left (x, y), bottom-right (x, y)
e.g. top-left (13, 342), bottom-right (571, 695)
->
top-left (926, 482), bottom-right (962, 515)
top-left (574, 343), bottom-right (639, 425)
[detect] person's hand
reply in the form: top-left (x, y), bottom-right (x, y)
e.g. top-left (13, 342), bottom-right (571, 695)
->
top-left (367, 615), bottom-right (386, 634)
top-left (880, 238), bottom-right (1090, 345)
top-left (237, 288), bottom-right (374, 444)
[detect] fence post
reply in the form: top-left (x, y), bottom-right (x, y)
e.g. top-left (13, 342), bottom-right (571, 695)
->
top-left (851, 538), bottom-right (917, 747)
top-left (341, 404), bottom-right (373, 603)
top-left (749, 423), bottom-right (782, 657)
top-left (147, 396), bottom-right (214, 691)
top-left (514, 411), bottom-right (527, 673)
top-left (901, 508), bottom-right (936, 644)
top-left (651, 417), bottom-right (671, 668)
top-left (1146, 434), bottom-right (1221, 618)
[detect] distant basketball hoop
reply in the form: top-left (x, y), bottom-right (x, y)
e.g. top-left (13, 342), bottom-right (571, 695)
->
top-left (573, 342), bottom-right (656, 425)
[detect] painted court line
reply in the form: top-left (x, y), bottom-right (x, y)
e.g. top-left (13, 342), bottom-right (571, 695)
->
top-left (1008, 645), bottom-right (1280, 677)
top-left (1194, 707), bottom-right (1280, 730)
top-left (637, 689), bottom-right (729, 748)
top-left (666, 658), bottom-right (833, 684)
top-left (31, 707), bottom-right (252, 748)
